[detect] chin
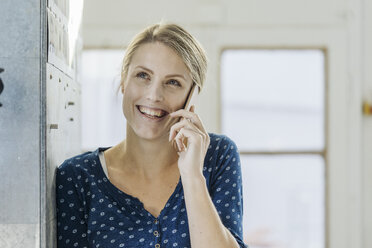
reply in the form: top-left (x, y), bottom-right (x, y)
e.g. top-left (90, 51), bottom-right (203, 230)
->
top-left (132, 125), bottom-right (168, 141)
top-left (125, 107), bottom-right (173, 141)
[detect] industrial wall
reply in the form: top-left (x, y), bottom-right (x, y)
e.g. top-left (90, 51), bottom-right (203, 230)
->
top-left (0, 0), bottom-right (43, 246)
top-left (0, 0), bottom-right (83, 247)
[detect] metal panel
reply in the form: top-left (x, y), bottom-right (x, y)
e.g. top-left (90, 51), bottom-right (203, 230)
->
top-left (0, 0), bottom-right (40, 58)
top-left (0, 1), bottom-right (42, 248)
top-left (44, 61), bottom-right (81, 223)
top-left (0, 56), bottom-right (40, 225)
top-left (0, 0), bottom-right (82, 247)
top-left (0, 224), bottom-right (40, 248)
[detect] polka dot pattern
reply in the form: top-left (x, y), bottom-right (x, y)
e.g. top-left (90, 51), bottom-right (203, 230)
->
top-left (56, 133), bottom-right (247, 247)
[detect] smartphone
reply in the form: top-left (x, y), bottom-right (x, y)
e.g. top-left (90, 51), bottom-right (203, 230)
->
top-left (183, 83), bottom-right (199, 111)
top-left (172, 83), bottom-right (199, 152)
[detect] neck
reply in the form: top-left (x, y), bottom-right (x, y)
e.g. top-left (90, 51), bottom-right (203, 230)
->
top-left (118, 126), bottom-right (179, 178)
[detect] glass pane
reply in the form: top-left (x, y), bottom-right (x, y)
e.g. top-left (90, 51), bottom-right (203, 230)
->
top-left (221, 49), bottom-right (325, 151)
top-left (81, 49), bottom-right (126, 151)
top-left (241, 155), bottom-right (325, 248)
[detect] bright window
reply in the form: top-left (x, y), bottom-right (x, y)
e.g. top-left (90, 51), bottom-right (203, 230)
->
top-left (221, 49), bottom-right (325, 151)
top-left (221, 49), bottom-right (326, 248)
top-left (81, 49), bottom-right (126, 151)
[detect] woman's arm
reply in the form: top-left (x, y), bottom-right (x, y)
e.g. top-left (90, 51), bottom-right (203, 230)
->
top-left (56, 162), bottom-right (90, 248)
top-left (182, 173), bottom-right (241, 248)
top-left (169, 107), bottom-right (246, 248)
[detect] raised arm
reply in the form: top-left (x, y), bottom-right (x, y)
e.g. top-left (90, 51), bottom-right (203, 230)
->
top-left (169, 107), bottom-right (247, 248)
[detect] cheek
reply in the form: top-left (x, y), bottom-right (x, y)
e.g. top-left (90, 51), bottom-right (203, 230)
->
top-left (123, 83), bottom-right (140, 102)
top-left (122, 87), bottom-right (136, 115)
top-left (122, 94), bottom-right (129, 118)
top-left (171, 93), bottom-right (189, 111)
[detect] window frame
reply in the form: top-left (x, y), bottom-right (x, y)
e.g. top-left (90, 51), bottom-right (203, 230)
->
top-left (219, 46), bottom-right (328, 248)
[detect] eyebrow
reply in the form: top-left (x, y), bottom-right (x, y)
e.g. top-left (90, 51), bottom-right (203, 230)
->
top-left (135, 65), bottom-right (186, 80)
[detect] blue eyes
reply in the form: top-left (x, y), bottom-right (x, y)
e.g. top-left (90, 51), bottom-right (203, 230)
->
top-left (168, 80), bottom-right (181, 87)
top-left (135, 72), bottom-right (181, 87)
top-left (136, 72), bottom-right (149, 80)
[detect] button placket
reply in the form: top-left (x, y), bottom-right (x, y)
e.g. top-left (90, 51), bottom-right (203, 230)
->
top-left (153, 218), bottom-right (161, 247)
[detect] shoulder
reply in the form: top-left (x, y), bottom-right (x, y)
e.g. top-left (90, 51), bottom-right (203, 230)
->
top-left (205, 133), bottom-right (240, 168)
top-left (207, 133), bottom-right (239, 155)
top-left (56, 149), bottom-right (100, 181)
top-left (204, 133), bottom-right (241, 186)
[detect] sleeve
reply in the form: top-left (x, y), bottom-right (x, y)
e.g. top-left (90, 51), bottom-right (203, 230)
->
top-left (209, 136), bottom-right (248, 248)
top-left (56, 162), bottom-right (90, 248)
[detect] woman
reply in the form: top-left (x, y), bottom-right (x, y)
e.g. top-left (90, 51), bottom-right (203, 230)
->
top-left (56, 22), bottom-right (247, 248)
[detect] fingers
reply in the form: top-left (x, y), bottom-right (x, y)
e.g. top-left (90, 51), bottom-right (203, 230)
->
top-left (169, 105), bottom-right (210, 153)
top-left (170, 107), bottom-right (198, 120)
top-left (169, 118), bottom-right (198, 142)
top-left (169, 105), bottom-right (206, 133)
top-left (190, 105), bottom-right (195, 113)
top-left (171, 123), bottom-right (209, 152)
top-left (174, 130), bottom-right (186, 152)
top-left (174, 127), bottom-right (203, 152)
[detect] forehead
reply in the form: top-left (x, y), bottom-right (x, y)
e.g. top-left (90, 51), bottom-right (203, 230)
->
top-left (130, 42), bottom-right (192, 79)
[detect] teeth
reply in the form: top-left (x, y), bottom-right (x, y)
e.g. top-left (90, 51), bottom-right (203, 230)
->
top-left (139, 106), bottom-right (165, 117)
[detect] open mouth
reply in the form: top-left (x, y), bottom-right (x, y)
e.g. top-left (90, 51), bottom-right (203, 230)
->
top-left (136, 105), bottom-right (169, 120)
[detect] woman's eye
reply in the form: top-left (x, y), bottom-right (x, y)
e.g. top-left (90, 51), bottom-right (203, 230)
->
top-left (136, 72), bottom-right (149, 80)
top-left (167, 80), bottom-right (181, 87)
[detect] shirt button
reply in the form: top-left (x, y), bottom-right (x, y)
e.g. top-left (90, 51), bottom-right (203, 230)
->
top-left (154, 219), bottom-right (159, 224)
top-left (153, 230), bottom-right (159, 236)
top-left (155, 244), bottom-right (160, 248)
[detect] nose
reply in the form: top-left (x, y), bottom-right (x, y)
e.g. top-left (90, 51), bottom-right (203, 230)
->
top-left (146, 81), bottom-right (164, 102)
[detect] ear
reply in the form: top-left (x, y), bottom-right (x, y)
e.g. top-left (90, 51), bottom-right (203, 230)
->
top-left (120, 81), bottom-right (125, 94)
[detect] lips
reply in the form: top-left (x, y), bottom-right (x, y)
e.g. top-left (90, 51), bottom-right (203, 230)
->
top-left (136, 105), bottom-right (169, 119)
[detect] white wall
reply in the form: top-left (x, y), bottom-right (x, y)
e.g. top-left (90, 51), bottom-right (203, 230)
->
top-left (81, 0), bottom-right (371, 247)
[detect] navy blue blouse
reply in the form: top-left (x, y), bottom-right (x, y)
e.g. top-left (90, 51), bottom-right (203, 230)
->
top-left (56, 133), bottom-right (248, 248)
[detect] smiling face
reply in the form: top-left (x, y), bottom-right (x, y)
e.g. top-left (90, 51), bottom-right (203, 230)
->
top-left (121, 42), bottom-right (193, 141)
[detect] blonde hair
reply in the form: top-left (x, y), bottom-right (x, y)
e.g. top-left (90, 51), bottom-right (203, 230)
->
top-left (120, 22), bottom-right (208, 92)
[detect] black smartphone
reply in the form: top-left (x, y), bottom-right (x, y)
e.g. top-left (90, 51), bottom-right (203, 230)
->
top-left (182, 83), bottom-right (198, 112)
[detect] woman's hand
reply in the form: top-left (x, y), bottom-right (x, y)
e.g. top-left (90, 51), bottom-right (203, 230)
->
top-left (168, 105), bottom-right (210, 178)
